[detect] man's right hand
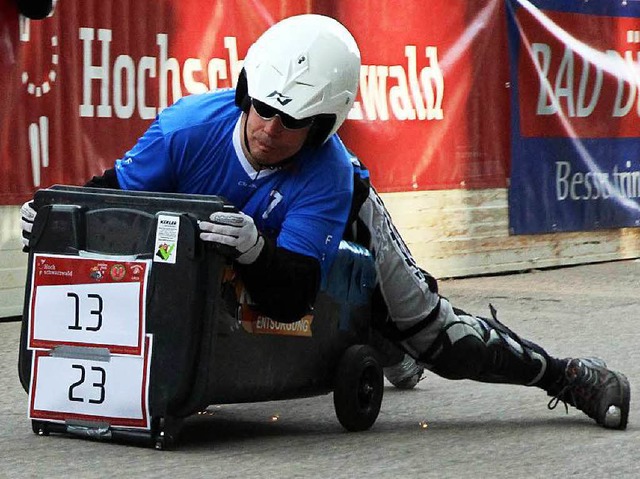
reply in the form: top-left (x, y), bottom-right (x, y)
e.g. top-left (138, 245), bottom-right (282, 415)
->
top-left (20, 201), bottom-right (36, 249)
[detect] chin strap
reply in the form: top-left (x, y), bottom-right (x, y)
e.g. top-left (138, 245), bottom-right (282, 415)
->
top-left (243, 114), bottom-right (253, 159)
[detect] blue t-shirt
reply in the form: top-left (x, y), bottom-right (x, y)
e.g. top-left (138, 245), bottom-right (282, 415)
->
top-left (115, 89), bottom-right (355, 280)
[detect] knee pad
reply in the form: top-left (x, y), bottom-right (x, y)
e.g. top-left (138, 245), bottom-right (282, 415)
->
top-left (419, 310), bottom-right (549, 385)
top-left (428, 335), bottom-right (488, 380)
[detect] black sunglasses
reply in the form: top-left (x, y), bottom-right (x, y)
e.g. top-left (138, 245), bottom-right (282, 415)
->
top-left (251, 98), bottom-right (314, 130)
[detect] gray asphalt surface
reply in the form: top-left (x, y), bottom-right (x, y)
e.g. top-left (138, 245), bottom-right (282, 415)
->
top-left (1, 260), bottom-right (638, 478)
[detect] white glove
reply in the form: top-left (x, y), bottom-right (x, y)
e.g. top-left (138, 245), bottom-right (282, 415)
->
top-left (199, 211), bottom-right (264, 264)
top-left (20, 201), bottom-right (37, 249)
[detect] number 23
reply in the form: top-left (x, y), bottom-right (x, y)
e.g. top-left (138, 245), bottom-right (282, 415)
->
top-left (68, 364), bottom-right (106, 404)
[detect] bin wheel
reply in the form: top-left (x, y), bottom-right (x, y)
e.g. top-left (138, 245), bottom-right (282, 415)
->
top-left (154, 430), bottom-right (175, 451)
top-left (153, 417), bottom-right (179, 450)
top-left (333, 345), bottom-right (383, 432)
top-left (31, 420), bottom-right (49, 436)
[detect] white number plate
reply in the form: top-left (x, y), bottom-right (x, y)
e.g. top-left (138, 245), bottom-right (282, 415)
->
top-left (28, 254), bottom-right (150, 355)
top-left (28, 338), bottom-right (152, 429)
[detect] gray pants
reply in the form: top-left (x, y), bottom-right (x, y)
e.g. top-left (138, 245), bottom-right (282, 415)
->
top-left (358, 188), bottom-right (549, 386)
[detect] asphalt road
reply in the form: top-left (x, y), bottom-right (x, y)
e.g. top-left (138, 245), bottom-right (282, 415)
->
top-left (1, 260), bottom-right (639, 478)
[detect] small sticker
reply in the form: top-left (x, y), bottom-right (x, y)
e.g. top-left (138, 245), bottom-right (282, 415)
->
top-left (241, 311), bottom-right (313, 338)
top-left (154, 215), bottom-right (180, 264)
top-left (109, 263), bottom-right (127, 281)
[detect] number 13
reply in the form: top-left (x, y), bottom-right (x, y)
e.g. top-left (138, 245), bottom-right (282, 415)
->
top-left (67, 292), bottom-right (103, 331)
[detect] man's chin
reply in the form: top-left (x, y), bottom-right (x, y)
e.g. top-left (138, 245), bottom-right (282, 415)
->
top-left (254, 152), bottom-right (287, 166)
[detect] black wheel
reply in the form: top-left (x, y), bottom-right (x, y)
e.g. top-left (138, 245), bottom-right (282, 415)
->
top-left (31, 420), bottom-right (49, 436)
top-left (153, 416), bottom-right (179, 450)
top-left (333, 345), bottom-right (384, 432)
top-left (154, 430), bottom-right (174, 451)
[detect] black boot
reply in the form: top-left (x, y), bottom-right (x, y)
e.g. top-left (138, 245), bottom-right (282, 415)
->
top-left (547, 357), bottom-right (630, 430)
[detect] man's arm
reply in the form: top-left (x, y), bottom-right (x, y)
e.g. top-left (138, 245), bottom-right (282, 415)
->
top-left (236, 237), bottom-right (320, 323)
top-left (84, 167), bottom-right (120, 189)
top-left (198, 210), bottom-right (321, 322)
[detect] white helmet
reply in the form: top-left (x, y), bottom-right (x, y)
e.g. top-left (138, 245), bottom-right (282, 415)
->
top-left (235, 14), bottom-right (361, 146)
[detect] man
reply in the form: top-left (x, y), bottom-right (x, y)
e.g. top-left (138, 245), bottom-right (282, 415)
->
top-left (21, 14), bottom-right (630, 429)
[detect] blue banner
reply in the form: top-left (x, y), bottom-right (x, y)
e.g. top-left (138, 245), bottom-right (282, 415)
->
top-left (507, 0), bottom-right (640, 234)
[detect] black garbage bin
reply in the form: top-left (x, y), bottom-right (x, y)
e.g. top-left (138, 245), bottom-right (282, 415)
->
top-left (18, 185), bottom-right (383, 449)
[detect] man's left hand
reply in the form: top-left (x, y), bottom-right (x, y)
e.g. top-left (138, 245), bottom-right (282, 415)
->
top-left (199, 211), bottom-right (264, 264)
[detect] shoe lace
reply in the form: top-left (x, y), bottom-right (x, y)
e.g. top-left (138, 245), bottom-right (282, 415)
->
top-left (547, 386), bottom-right (571, 414)
top-left (547, 360), bottom-right (601, 416)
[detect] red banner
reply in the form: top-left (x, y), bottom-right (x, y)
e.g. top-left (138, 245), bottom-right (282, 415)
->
top-left (517, 9), bottom-right (640, 139)
top-left (0, 0), bottom-right (510, 204)
top-left (339, 0), bottom-right (510, 191)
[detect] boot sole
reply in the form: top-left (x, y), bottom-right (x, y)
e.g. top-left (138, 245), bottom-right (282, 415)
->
top-left (600, 371), bottom-right (630, 430)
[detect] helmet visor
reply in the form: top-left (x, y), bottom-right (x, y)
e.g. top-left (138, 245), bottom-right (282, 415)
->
top-left (251, 99), bottom-right (314, 130)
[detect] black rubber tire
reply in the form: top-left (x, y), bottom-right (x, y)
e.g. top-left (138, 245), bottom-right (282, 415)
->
top-left (153, 417), bottom-right (179, 451)
top-left (154, 432), bottom-right (174, 451)
top-left (333, 345), bottom-right (384, 432)
top-left (31, 420), bottom-right (49, 436)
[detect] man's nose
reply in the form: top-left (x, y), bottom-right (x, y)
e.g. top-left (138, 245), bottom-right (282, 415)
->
top-left (263, 115), bottom-right (286, 135)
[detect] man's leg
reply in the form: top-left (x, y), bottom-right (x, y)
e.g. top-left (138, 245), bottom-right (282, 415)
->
top-left (358, 188), bottom-right (630, 429)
